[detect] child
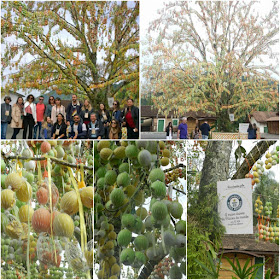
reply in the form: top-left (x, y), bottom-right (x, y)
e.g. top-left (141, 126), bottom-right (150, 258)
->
top-left (41, 117), bottom-right (53, 139)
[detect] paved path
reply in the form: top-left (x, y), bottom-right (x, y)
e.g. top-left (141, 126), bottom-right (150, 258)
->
top-left (141, 132), bottom-right (178, 139)
top-left (260, 133), bottom-right (279, 140)
top-left (140, 132), bottom-right (279, 140)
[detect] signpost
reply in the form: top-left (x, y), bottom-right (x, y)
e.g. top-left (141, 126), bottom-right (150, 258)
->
top-left (239, 123), bottom-right (250, 133)
top-left (217, 178), bottom-right (253, 234)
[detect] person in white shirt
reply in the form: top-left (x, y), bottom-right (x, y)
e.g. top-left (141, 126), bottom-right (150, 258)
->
top-left (51, 97), bottom-right (66, 124)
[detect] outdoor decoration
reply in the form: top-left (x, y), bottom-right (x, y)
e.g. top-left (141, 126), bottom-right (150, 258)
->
top-left (1, 140), bottom-right (93, 279)
top-left (94, 141), bottom-right (186, 279)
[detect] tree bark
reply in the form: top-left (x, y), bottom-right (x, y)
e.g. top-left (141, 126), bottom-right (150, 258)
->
top-left (231, 141), bottom-right (276, 179)
top-left (199, 141), bottom-right (232, 195)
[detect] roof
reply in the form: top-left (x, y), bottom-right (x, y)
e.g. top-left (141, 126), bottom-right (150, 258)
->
top-left (221, 228), bottom-right (279, 254)
top-left (45, 90), bottom-right (74, 108)
top-left (267, 116), bottom-right (279, 122)
top-left (251, 111), bottom-right (278, 123)
top-left (141, 105), bottom-right (216, 119)
top-left (8, 90), bottom-right (25, 97)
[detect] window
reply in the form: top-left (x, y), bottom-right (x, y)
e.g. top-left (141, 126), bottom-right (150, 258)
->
top-left (172, 119), bottom-right (179, 126)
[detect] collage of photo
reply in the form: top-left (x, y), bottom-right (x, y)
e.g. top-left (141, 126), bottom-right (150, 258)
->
top-left (0, 0), bottom-right (279, 280)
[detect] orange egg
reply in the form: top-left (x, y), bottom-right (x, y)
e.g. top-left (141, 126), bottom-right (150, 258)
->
top-left (32, 208), bottom-right (51, 233)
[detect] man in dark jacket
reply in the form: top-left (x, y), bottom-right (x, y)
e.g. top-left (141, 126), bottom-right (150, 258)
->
top-left (122, 98), bottom-right (139, 139)
top-left (1, 96), bottom-right (12, 139)
top-left (200, 120), bottom-right (211, 139)
top-left (66, 94), bottom-right (82, 126)
top-left (68, 114), bottom-right (87, 139)
top-left (87, 113), bottom-right (104, 139)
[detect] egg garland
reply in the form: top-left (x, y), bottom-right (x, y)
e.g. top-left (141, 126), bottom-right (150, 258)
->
top-left (1, 140), bottom-right (93, 279)
top-left (255, 196), bottom-right (279, 244)
top-left (94, 141), bottom-right (186, 279)
top-left (244, 145), bottom-right (279, 187)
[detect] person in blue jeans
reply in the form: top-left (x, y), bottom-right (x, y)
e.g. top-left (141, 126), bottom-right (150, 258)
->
top-left (200, 121), bottom-right (211, 139)
top-left (177, 117), bottom-right (188, 139)
top-left (1, 96), bottom-right (12, 139)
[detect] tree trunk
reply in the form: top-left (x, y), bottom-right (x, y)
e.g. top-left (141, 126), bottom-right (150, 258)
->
top-left (199, 141), bottom-right (232, 199)
top-left (216, 109), bottom-right (233, 132)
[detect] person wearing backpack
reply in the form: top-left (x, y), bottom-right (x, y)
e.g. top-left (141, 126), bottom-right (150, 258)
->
top-left (34, 96), bottom-right (46, 139)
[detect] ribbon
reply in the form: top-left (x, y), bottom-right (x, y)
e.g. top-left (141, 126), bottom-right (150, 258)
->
top-left (67, 167), bottom-right (90, 279)
top-left (47, 158), bottom-right (57, 265)
top-left (37, 161), bottom-right (42, 185)
top-left (16, 159), bottom-right (23, 176)
top-left (26, 201), bottom-right (31, 279)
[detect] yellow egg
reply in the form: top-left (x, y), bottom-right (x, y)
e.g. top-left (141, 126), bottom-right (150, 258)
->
top-left (80, 187), bottom-right (93, 208)
top-left (19, 205), bottom-right (34, 223)
top-left (16, 181), bottom-right (32, 202)
top-left (1, 189), bottom-right (16, 209)
top-left (53, 213), bottom-right (74, 238)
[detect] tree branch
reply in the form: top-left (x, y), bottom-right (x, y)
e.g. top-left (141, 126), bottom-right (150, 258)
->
top-left (1, 152), bottom-right (93, 170)
top-left (231, 141), bottom-right (276, 180)
top-left (164, 163), bottom-right (186, 173)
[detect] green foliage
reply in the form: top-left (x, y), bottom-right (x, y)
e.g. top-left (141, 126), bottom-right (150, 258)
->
top-left (265, 268), bottom-right (279, 279)
top-left (194, 251), bottom-right (221, 279)
top-left (187, 183), bottom-right (225, 279)
top-left (225, 257), bottom-right (266, 279)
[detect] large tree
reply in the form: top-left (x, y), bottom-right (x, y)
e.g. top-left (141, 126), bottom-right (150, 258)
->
top-left (1, 1), bottom-right (139, 106)
top-left (187, 140), bottom-right (277, 278)
top-left (142, 1), bottom-right (279, 131)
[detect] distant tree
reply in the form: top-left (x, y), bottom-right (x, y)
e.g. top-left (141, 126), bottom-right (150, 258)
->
top-left (1, 1), bottom-right (139, 106)
top-left (143, 1), bottom-right (279, 131)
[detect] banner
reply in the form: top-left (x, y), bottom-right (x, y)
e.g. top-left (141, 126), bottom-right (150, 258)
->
top-left (239, 123), bottom-right (250, 133)
top-left (217, 178), bottom-right (253, 234)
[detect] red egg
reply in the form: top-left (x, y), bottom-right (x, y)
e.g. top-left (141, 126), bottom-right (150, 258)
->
top-left (32, 208), bottom-right (51, 233)
top-left (36, 188), bottom-right (49, 205)
top-left (41, 141), bottom-right (51, 154)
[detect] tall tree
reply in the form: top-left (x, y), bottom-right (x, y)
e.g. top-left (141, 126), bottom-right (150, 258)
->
top-left (1, 1), bottom-right (139, 106)
top-left (143, 1), bottom-right (279, 131)
top-left (187, 140), bottom-right (277, 278)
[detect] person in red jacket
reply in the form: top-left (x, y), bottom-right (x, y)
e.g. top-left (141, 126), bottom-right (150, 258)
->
top-left (34, 96), bottom-right (46, 139)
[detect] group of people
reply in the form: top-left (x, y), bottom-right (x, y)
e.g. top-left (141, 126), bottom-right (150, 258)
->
top-left (1, 94), bottom-right (139, 140)
top-left (165, 118), bottom-right (211, 139)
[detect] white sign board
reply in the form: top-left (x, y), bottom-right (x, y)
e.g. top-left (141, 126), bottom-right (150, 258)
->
top-left (217, 178), bottom-right (253, 234)
top-left (239, 123), bottom-right (250, 133)
top-left (229, 113), bottom-right (234, 122)
top-left (108, 98), bottom-right (114, 108)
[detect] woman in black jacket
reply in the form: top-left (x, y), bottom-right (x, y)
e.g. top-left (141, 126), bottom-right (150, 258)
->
top-left (98, 103), bottom-right (111, 139)
top-left (166, 122), bottom-right (173, 139)
top-left (51, 113), bottom-right (67, 139)
top-left (122, 98), bottom-right (139, 139)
